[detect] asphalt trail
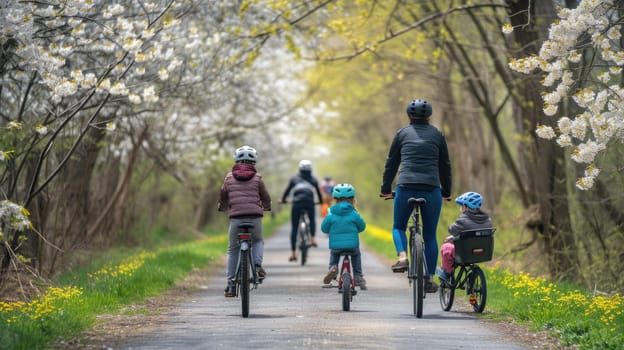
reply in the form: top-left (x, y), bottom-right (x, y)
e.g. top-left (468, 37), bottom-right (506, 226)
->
top-left (120, 222), bottom-right (529, 350)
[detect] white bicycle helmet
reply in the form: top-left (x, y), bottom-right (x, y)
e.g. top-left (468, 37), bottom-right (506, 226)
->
top-left (234, 145), bottom-right (257, 162)
top-left (298, 159), bottom-right (312, 171)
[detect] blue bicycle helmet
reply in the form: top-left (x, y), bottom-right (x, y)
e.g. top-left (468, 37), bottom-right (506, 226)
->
top-left (455, 191), bottom-right (482, 209)
top-left (332, 183), bottom-right (356, 198)
top-left (406, 99), bottom-right (432, 118)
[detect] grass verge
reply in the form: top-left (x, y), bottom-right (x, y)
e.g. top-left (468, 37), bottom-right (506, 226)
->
top-left (361, 223), bottom-right (624, 350)
top-left (0, 213), bottom-right (287, 350)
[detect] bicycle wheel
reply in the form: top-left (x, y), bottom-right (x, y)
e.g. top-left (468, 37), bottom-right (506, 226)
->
top-left (341, 272), bottom-right (351, 311)
top-left (299, 222), bottom-right (309, 266)
top-left (439, 273), bottom-right (455, 311)
top-left (240, 249), bottom-right (250, 318)
top-left (412, 234), bottom-right (424, 318)
top-left (468, 267), bottom-right (487, 313)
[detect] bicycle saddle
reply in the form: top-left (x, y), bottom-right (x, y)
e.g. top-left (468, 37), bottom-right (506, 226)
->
top-left (238, 222), bottom-right (255, 229)
top-left (408, 197), bottom-right (427, 205)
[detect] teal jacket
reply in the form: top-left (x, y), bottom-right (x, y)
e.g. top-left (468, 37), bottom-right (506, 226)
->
top-left (321, 201), bottom-right (366, 249)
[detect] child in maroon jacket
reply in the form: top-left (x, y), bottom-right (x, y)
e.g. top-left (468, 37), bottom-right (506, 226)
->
top-left (218, 146), bottom-right (272, 297)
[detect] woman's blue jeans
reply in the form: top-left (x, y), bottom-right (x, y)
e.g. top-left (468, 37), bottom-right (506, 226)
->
top-left (391, 186), bottom-right (442, 277)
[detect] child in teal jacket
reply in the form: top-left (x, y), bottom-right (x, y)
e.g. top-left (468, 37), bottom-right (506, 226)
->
top-left (321, 183), bottom-right (367, 288)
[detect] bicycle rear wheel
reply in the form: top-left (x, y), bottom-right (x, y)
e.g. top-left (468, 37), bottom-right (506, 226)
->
top-left (412, 233), bottom-right (424, 318)
top-left (240, 249), bottom-right (250, 318)
top-left (439, 273), bottom-right (455, 311)
top-left (468, 267), bottom-right (487, 313)
top-left (341, 272), bottom-right (352, 311)
top-left (298, 222), bottom-right (309, 266)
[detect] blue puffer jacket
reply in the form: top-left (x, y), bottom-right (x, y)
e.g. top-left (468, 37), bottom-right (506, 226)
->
top-left (321, 201), bottom-right (366, 249)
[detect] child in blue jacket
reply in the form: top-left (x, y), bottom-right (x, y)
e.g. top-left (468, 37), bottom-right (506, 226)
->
top-left (321, 183), bottom-right (367, 288)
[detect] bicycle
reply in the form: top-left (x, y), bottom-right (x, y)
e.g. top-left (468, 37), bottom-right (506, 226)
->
top-left (439, 228), bottom-right (495, 313)
top-left (232, 222), bottom-right (261, 318)
top-left (407, 197), bottom-right (428, 318)
top-left (382, 194), bottom-right (428, 318)
top-left (321, 249), bottom-right (361, 311)
top-left (296, 210), bottom-right (312, 266)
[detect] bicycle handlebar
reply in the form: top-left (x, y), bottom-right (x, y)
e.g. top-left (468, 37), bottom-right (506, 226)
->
top-left (281, 200), bottom-right (322, 205)
top-left (379, 192), bottom-right (395, 200)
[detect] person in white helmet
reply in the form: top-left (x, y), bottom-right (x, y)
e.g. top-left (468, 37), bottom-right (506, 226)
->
top-left (218, 146), bottom-right (272, 297)
top-left (281, 160), bottom-right (323, 262)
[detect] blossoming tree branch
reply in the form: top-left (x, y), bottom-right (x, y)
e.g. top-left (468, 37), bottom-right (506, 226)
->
top-left (508, 0), bottom-right (622, 190)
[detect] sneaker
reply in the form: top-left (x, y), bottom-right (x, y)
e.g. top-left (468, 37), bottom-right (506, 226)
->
top-left (355, 274), bottom-right (367, 290)
top-left (224, 284), bottom-right (236, 298)
top-left (323, 265), bottom-right (338, 284)
top-left (391, 259), bottom-right (408, 273)
top-left (255, 265), bottom-right (266, 282)
top-left (425, 276), bottom-right (439, 293)
top-left (436, 267), bottom-right (451, 282)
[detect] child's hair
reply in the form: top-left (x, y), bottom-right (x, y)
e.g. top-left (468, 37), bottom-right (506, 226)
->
top-left (334, 197), bottom-right (355, 204)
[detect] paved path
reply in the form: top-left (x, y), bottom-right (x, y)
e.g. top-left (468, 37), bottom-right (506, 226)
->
top-left (119, 222), bottom-right (530, 349)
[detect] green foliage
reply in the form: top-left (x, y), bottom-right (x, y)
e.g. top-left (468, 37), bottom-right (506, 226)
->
top-left (0, 212), bottom-right (289, 350)
top-left (484, 267), bottom-right (623, 350)
top-left (0, 232), bottom-right (229, 349)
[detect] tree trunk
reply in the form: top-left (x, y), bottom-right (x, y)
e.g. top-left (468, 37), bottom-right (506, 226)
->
top-left (507, 0), bottom-right (578, 280)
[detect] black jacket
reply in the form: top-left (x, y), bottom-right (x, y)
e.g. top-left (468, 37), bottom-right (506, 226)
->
top-left (380, 119), bottom-right (452, 197)
top-left (281, 170), bottom-right (322, 205)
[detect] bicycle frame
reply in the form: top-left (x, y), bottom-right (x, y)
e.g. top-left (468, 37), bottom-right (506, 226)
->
top-left (320, 250), bottom-right (358, 311)
top-left (337, 254), bottom-right (356, 292)
top-left (407, 197), bottom-right (427, 318)
top-left (297, 211), bottom-right (311, 266)
top-left (233, 223), bottom-right (258, 318)
top-left (234, 232), bottom-right (258, 290)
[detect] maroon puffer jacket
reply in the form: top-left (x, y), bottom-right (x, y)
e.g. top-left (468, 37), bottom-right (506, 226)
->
top-left (218, 163), bottom-right (272, 218)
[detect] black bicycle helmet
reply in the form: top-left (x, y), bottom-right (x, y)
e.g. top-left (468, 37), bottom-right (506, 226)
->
top-left (406, 99), bottom-right (432, 118)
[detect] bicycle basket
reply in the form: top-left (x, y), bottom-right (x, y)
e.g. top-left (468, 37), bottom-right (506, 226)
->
top-left (453, 228), bottom-right (495, 265)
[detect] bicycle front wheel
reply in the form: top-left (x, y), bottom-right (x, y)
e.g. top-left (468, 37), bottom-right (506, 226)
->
top-left (240, 249), bottom-right (250, 318)
top-left (439, 273), bottom-right (455, 311)
top-left (412, 235), bottom-right (424, 318)
top-left (341, 272), bottom-right (352, 311)
top-left (468, 267), bottom-right (487, 313)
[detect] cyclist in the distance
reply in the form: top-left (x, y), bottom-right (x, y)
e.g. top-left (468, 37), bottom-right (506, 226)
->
top-left (379, 98), bottom-right (452, 293)
top-left (320, 175), bottom-right (335, 218)
top-left (281, 160), bottom-right (323, 262)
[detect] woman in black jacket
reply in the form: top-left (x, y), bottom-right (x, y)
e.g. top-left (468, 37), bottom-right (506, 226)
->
top-left (379, 99), bottom-right (452, 293)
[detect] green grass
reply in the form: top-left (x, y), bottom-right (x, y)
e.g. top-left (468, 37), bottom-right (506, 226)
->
top-left (0, 213), bottom-right (288, 350)
top-left (361, 223), bottom-right (624, 350)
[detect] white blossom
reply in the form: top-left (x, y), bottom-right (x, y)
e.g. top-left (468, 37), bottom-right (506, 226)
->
top-left (35, 125), bottom-right (48, 135)
top-left (536, 125), bottom-right (556, 139)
